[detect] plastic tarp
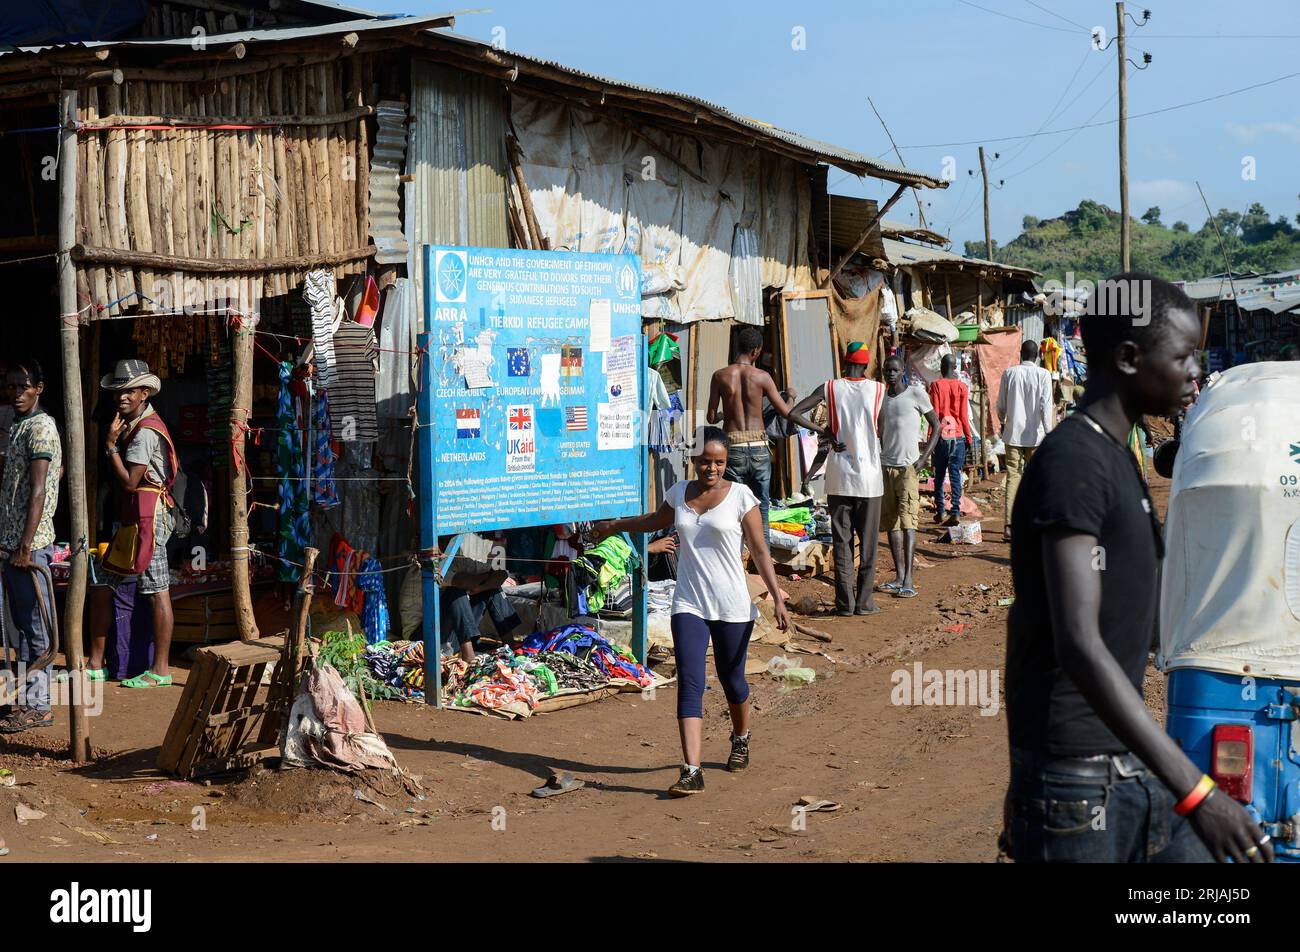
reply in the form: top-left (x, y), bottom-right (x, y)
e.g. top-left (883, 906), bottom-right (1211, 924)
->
top-left (510, 94), bottom-right (812, 324)
top-left (1158, 362), bottom-right (1300, 678)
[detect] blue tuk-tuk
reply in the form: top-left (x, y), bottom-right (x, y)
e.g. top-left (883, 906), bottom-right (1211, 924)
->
top-left (1160, 361), bottom-right (1300, 860)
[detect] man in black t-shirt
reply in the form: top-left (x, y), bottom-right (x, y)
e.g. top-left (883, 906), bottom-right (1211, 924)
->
top-left (1003, 273), bottom-right (1272, 864)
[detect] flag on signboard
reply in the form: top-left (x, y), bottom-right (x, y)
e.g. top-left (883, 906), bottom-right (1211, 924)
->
top-left (565, 406), bottom-right (588, 431)
top-left (456, 408), bottom-right (481, 438)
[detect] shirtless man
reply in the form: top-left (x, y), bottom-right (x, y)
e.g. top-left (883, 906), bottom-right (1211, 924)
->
top-left (706, 326), bottom-right (793, 540)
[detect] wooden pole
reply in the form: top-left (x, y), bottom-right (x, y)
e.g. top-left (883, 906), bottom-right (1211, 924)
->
top-left (822, 183), bottom-right (906, 289)
top-left (979, 145), bottom-right (992, 262)
top-left (1117, 1), bottom-right (1130, 271)
top-left (229, 311), bottom-right (260, 641)
top-left (57, 88), bottom-right (92, 763)
top-left (945, 274), bottom-right (954, 321)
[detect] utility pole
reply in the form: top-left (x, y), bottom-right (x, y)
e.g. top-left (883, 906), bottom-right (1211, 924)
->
top-left (979, 145), bottom-right (992, 260)
top-left (1117, 1), bottom-right (1130, 271)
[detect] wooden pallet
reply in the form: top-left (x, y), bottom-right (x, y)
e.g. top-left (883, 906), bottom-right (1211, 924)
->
top-left (158, 550), bottom-right (318, 779)
top-left (760, 542), bottom-right (833, 578)
top-left (156, 635), bottom-right (287, 779)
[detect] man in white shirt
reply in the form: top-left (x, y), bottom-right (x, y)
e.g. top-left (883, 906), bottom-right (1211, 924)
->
top-left (998, 339), bottom-right (1054, 542)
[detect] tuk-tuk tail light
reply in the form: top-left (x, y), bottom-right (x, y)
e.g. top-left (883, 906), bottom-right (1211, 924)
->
top-left (1210, 724), bottom-right (1253, 802)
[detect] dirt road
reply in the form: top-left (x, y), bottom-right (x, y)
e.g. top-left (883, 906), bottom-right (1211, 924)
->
top-left (0, 473), bottom-right (1169, 863)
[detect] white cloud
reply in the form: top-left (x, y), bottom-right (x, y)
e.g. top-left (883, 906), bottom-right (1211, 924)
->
top-left (1130, 178), bottom-right (1197, 211)
top-left (1225, 120), bottom-right (1300, 145)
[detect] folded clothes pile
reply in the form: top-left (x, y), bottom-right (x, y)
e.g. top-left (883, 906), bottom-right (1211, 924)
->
top-left (768, 505), bottom-right (816, 551)
top-left (363, 622), bottom-right (654, 713)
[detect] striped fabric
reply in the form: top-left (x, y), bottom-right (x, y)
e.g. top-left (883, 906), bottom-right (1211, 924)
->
top-left (329, 321), bottom-right (379, 443)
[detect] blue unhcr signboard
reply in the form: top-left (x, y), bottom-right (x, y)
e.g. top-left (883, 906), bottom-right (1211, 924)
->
top-left (417, 245), bottom-right (646, 536)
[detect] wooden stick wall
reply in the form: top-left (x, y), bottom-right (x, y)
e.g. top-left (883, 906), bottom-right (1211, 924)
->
top-left (74, 57), bottom-right (374, 337)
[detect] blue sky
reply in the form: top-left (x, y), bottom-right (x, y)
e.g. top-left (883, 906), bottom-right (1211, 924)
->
top-left (362, 0), bottom-right (1300, 249)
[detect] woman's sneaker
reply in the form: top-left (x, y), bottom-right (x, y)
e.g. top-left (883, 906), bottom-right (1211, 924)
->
top-left (669, 765), bottom-right (704, 797)
top-left (727, 732), bottom-right (750, 771)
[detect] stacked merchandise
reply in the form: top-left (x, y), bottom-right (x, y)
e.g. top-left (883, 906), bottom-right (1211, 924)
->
top-left (362, 623), bottom-right (654, 715)
top-left (569, 536), bottom-right (639, 614)
top-left (767, 505), bottom-right (815, 552)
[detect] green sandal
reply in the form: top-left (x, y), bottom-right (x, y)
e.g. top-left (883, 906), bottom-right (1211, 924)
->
top-left (85, 668), bottom-right (107, 682)
top-left (121, 671), bottom-right (173, 689)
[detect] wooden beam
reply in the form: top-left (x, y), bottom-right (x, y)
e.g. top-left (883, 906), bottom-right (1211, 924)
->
top-left (57, 89), bottom-right (93, 763)
top-left (821, 183), bottom-right (906, 289)
top-left (229, 313), bottom-right (260, 641)
top-left (76, 105), bottom-right (372, 130)
top-left (71, 243), bottom-right (375, 274)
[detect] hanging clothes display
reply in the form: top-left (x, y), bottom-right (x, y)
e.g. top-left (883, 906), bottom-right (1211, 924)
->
top-left (276, 361), bottom-right (311, 582)
top-left (356, 555), bottom-right (390, 644)
top-left (312, 385), bottom-right (339, 510)
top-left (303, 269), bottom-right (340, 388)
top-left (329, 320), bottom-right (380, 442)
top-left (375, 278), bottom-right (416, 420)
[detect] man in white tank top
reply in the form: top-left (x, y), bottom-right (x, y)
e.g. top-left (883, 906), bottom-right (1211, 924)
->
top-left (788, 341), bottom-right (886, 616)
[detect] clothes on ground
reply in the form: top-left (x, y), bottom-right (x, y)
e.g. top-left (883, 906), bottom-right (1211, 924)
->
top-left (879, 385), bottom-right (933, 468)
top-left (671, 613), bottom-right (754, 719)
top-left (0, 408), bottom-right (61, 553)
top-left (1006, 415), bottom-right (1162, 757)
top-left (824, 376), bottom-right (885, 498)
top-left (329, 320), bottom-right (379, 442)
top-left (364, 622), bottom-right (653, 713)
top-left (999, 361), bottom-right (1054, 448)
top-left (667, 480), bottom-right (758, 623)
top-left (927, 377), bottom-right (973, 441)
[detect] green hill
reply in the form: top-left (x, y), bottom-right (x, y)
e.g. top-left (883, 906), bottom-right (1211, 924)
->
top-left (966, 199), bottom-right (1300, 285)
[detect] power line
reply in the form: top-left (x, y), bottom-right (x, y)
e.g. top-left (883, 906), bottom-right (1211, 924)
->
top-left (1023, 0), bottom-right (1088, 31)
top-left (997, 45), bottom-right (1094, 169)
top-left (1001, 91), bottom-right (1117, 179)
top-left (956, 0), bottom-right (1084, 34)
top-left (899, 67), bottom-right (1300, 148)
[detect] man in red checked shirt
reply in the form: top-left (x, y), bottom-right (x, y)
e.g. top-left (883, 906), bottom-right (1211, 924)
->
top-left (926, 354), bottom-right (972, 527)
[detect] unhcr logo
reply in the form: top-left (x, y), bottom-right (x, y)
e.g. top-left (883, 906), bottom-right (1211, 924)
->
top-left (617, 263), bottom-right (638, 296)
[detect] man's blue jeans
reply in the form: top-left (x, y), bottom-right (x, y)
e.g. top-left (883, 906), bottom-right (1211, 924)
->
top-left (933, 437), bottom-right (966, 518)
top-left (1003, 747), bottom-right (1212, 863)
top-left (0, 546), bottom-right (54, 711)
top-left (724, 443), bottom-right (771, 542)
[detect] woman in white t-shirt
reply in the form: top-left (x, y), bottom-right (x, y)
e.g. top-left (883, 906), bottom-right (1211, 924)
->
top-left (594, 427), bottom-right (789, 796)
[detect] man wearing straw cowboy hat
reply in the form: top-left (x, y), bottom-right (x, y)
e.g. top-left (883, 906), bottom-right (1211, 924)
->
top-left (87, 359), bottom-right (179, 689)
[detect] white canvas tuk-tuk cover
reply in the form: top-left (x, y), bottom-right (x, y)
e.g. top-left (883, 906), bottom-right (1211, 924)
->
top-left (1159, 362), bottom-right (1300, 679)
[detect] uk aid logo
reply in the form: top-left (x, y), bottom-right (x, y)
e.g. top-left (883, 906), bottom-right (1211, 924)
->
top-left (435, 250), bottom-right (468, 303)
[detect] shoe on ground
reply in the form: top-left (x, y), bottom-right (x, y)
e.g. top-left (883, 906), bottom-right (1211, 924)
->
top-left (944, 513), bottom-right (960, 527)
top-left (727, 733), bottom-right (750, 772)
top-left (669, 765), bottom-right (705, 797)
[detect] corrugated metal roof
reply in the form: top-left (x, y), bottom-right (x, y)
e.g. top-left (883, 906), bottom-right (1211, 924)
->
top-left (424, 29), bottom-right (945, 188)
top-left (1177, 269), bottom-right (1300, 312)
top-left (368, 100), bottom-right (409, 265)
top-left (276, 6), bottom-right (946, 188)
top-left (820, 195), bottom-right (885, 261)
top-left (880, 218), bottom-right (950, 247)
top-left (0, 13), bottom-right (455, 55)
top-left (882, 236), bottom-right (1039, 278)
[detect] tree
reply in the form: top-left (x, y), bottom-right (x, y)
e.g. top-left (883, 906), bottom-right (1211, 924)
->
top-left (964, 239), bottom-right (997, 258)
top-left (1172, 220), bottom-right (1189, 232)
top-left (1240, 202), bottom-right (1274, 243)
top-left (1075, 199), bottom-right (1109, 233)
top-left (1141, 206), bottom-right (1162, 226)
top-left (1022, 214), bottom-right (1040, 232)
